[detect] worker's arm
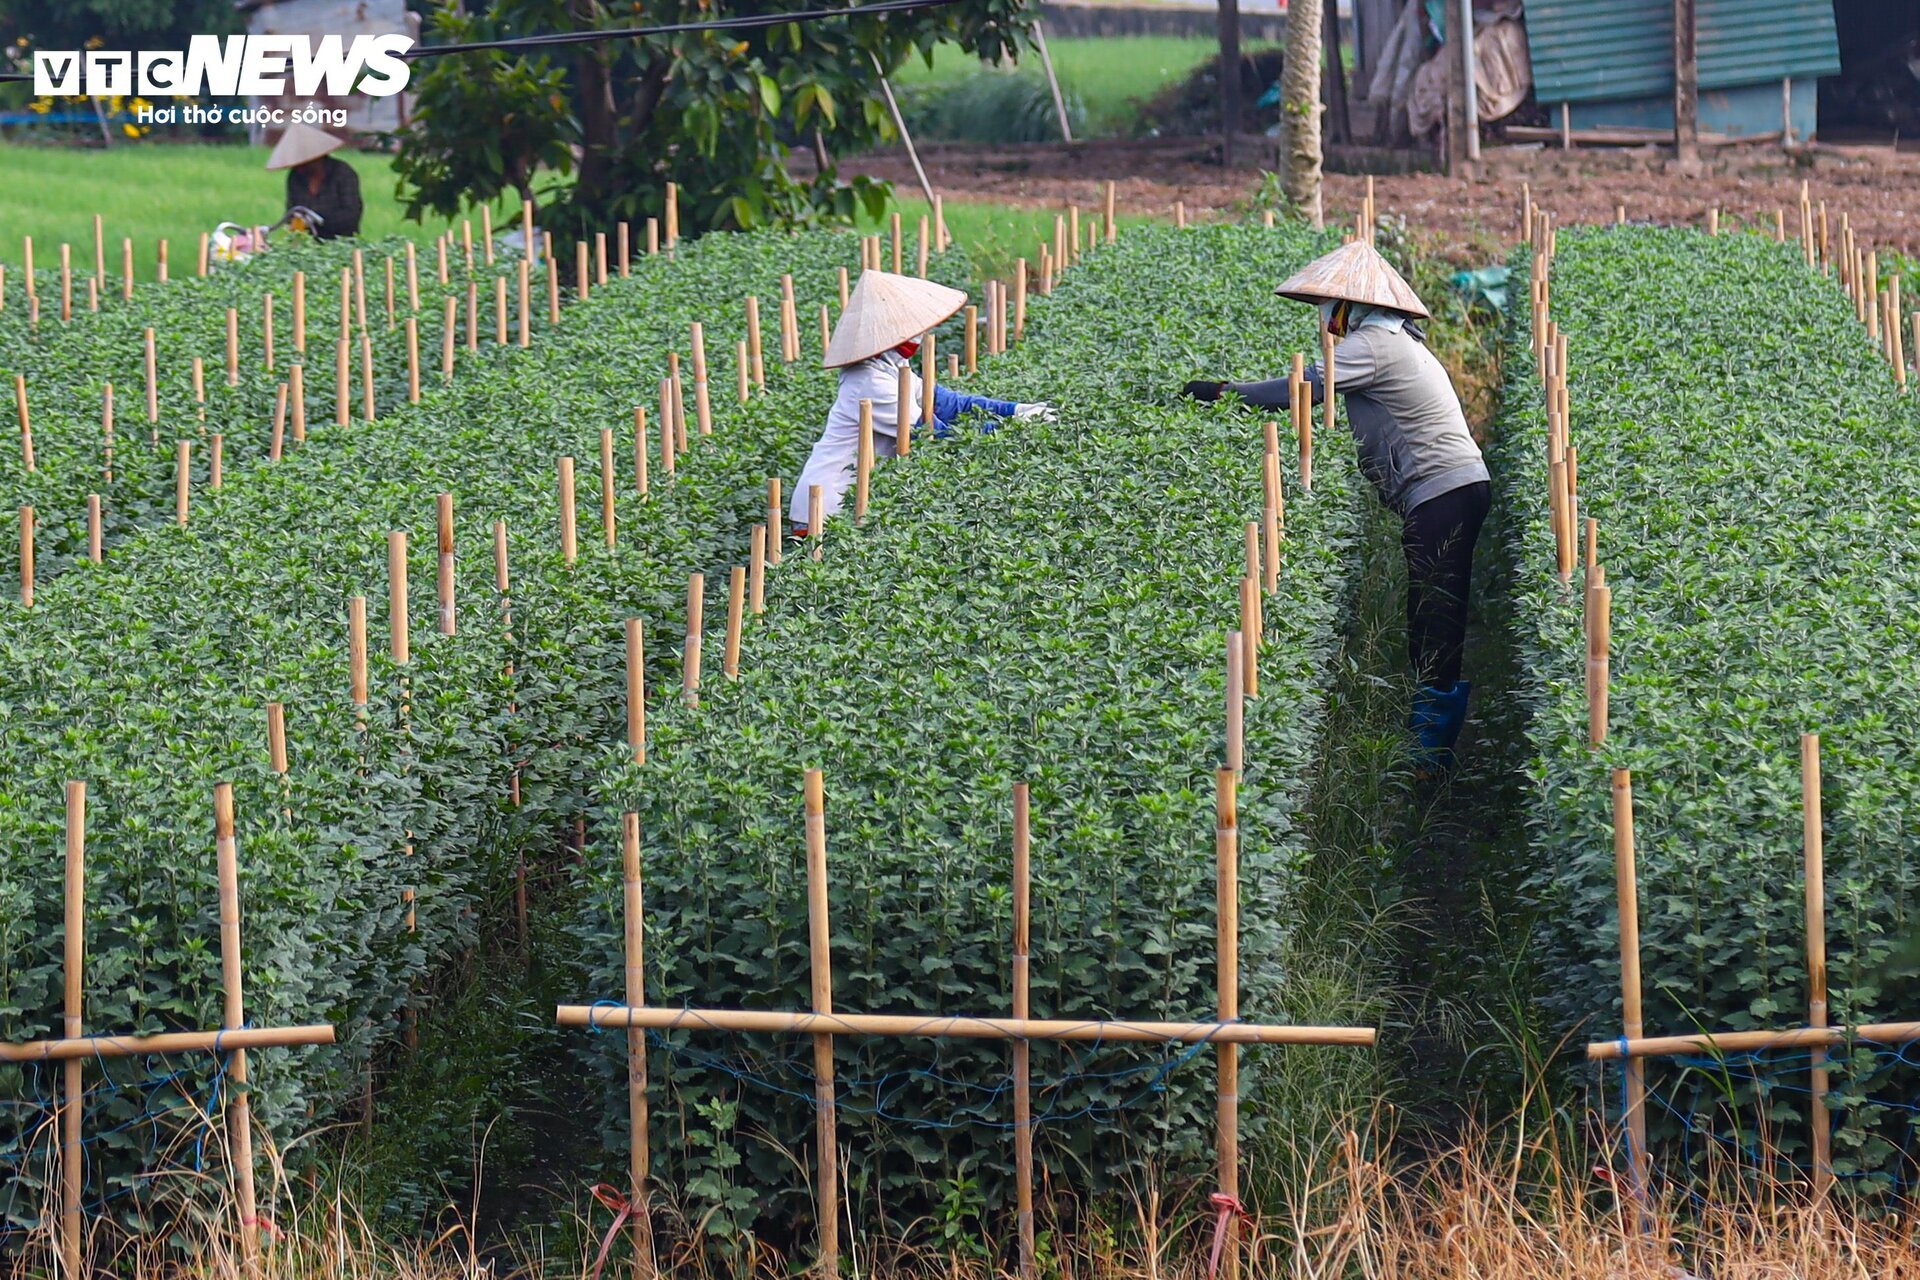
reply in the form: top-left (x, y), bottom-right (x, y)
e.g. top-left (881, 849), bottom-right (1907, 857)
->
top-left (1182, 331), bottom-right (1382, 407)
top-left (933, 384), bottom-right (1019, 421)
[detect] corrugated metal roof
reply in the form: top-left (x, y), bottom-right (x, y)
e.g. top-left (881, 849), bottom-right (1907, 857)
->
top-left (1528, 0), bottom-right (1841, 105)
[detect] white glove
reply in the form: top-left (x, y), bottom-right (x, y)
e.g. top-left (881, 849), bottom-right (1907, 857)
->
top-left (1013, 402), bottom-right (1058, 423)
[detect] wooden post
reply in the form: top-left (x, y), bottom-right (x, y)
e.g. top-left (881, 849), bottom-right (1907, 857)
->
top-left (384, 257), bottom-right (396, 328)
top-left (671, 369), bottom-right (688, 457)
top-left (915, 338), bottom-right (934, 455)
top-left (122, 239), bottom-right (133, 301)
top-left (175, 441), bottom-right (191, 526)
top-left (804, 770), bottom-right (840, 1280)
top-left (559, 457), bottom-right (578, 566)
top-left (546, 234), bottom-right (561, 324)
top-left (263, 293), bottom-right (275, 373)
top-left (1225, 631), bottom-right (1244, 774)
top-left (626, 619), bottom-right (646, 765)
top-left (750, 525), bottom-right (767, 615)
top-left (934, 194), bottom-right (948, 250)
top-left (1613, 769), bottom-right (1649, 1198)
top-left (86, 494), bottom-right (102, 563)
top-left (646, 219), bottom-right (659, 257)
top-left (618, 222), bottom-right (630, 278)
top-left (838, 267), bottom-right (851, 311)
top-left (495, 275), bottom-right (509, 346)
top-left (577, 239), bottom-right (591, 302)
top-left (144, 329), bottom-right (159, 424)
top-left (290, 363), bottom-right (306, 444)
top-left (683, 573), bottom-right (704, 705)
top-left (747, 297), bottom-right (766, 389)
top-left (442, 297), bottom-right (457, 381)
top-left (596, 232), bottom-right (609, 285)
top-left (518, 262), bottom-right (532, 348)
top-left (157, 238), bottom-right (168, 283)
top-left (196, 232), bottom-right (209, 279)
top-left (405, 318), bottom-right (421, 404)
top-left (659, 382), bottom-right (676, 479)
top-left (855, 400), bottom-right (874, 523)
top-left (14, 375), bottom-right (33, 473)
top-left (1103, 180), bottom-right (1117, 242)
top-left (966, 307), bottom-right (978, 374)
top-left (738, 340), bottom-right (751, 405)
top-left (353, 249), bottom-right (368, 331)
top-left (768, 478), bottom-right (784, 566)
top-left (349, 596), bottom-right (369, 707)
top-left (102, 384), bottom-right (114, 481)
top-left (359, 331), bottom-right (376, 422)
top-left (781, 275), bottom-right (799, 364)
top-left (917, 218), bottom-right (931, 277)
top-left (214, 783), bottom-right (261, 1276)
top-left (819, 305), bottom-right (832, 361)
top-left (724, 566), bottom-right (746, 680)
top-left (211, 435), bottom-right (223, 490)
top-left (1216, 768), bottom-right (1240, 1280)
top-left (1292, 354), bottom-right (1312, 492)
top-left (891, 211), bottom-right (904, 273)
top-left (60, 779), bottom-right (85, 1280)
top-left (1673, 0), bottom-right (1698, 165)
top-left (1803, 733), bottom-right (1831, 1203)
top-left (18, 506), bottom-right (32, 607)
top-left (691, 322), bottom-right (712, 436)
top-left (1240, 573), bottom-right (1259, 699)
top-left (596, 428), bottom-right (619, 550)
top-left (621, 811), bottom-right (655, 1278)
top-left (665, 183), bottom-right (679, 250)
top-left (633, 407), bottom-right (650, 497)
top-left (1320, 326), bottom-right (1336, 468)
top-left (1013, 260), bottom-right (1028, 343)
top-left (810, 486), bottom-right (825, 560)
top-left (1588, 583), bottom-right (1610, 746)
top-left (1011, 783), bottom-right (1036, 1280)
top-left (388, 531), bottom-right (410, 669)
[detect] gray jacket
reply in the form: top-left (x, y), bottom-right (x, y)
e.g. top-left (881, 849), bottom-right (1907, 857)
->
top-left (1228, 325), bottom-right (1486, 515)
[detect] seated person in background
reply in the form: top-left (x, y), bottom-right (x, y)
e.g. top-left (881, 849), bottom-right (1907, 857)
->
top-left (267, 120), bottom-right (363, 241)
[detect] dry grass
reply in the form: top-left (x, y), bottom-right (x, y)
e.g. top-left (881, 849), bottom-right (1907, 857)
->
top-left (12, 1113), bottom-right (1920, 1279)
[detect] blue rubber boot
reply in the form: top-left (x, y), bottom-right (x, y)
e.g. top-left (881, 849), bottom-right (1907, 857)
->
top-left (1409, 681), bottom-right (1471, 773)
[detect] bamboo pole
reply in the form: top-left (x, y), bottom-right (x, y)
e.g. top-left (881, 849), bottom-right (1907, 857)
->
top-left (1803, 732), bottom-right (1831, 1202)
top-left (1590, 1019), bottom-right (1920, 1060)
top-left (1011, 783), bottom-right (1036, 1280)
top-left (56, 243), bottom-right (71, 322)
top-left (1320, 326), bottom-right (1336, 471)
top-left (93, 215), bottom-right (104, 288)
top-left (18, 507), bottom-right (32, 607)
top-left (61, 779), bottom-right (85, 1280)
top-left (623, 617), bottom-right (647, 766)
top-left (738, 340), bottom-right (751, 405)
top-left (1013, 260), bottom-right (1028, 343)
top-left (619, 222), bottom-right (630, 278)
top-left (263, 293), bottom-right (275, 373)
top-left (492, 274), bottom-right (507, 346)
top-left (405, 318), bottom-right (421, 403)
top-left (211, 434), bottom-right (223, 490)
top-left (747, 297), bottom-right (766, 390)
top-left (577, 239), bottom-right (590, 302)
top-left (562, 1005), bottom-right (1376, 1045)
top-left (385, 257), bottom-right (396, 328)
top-left (966, 306), bottom-right (978, 373)
top-left (620, 811), bottom-right (655, 1280)
top-left (600, 429), bottom-right (618, 548)
top-left (436, 494), bottom-right (456, 636)
top-left (1587, 583), bottom-right (1610, 746)
top-left (916, 337), bottom-right (935, 457)
top-left (546, 234), bottom-right (561, 324)
top-left (819, 304), bottom-right (832, 361)
top-left (659, 382), bottom-right (675, 479)
top-left (855, 399), bottom-right (874, 523)
top-left (634, 407), bottom-right (650, 498)
top-left (350, 596), bottom-right (368, 707)
top-left (14, 375), bottom-right (33, 473)
top-left (359, 331), bottom-right (375, 422)
top-left (436, 234), bottom-right (448, 286)
top-left (917, 217), bottom-right (931, 277)
top-left (559, 457), bottom-right (578, 566)
top-left (1225, 631), bottom-right (1244, 774)
top-left (646, 219), bottom-right (659, 257)
top-left (1104, 180), bottom-right (1117, 242)
top-left (691, 322), bottom-right (712, 436)
top-left (683, 573), bottom-right (704, 705)
top-left (724, 566), bottom-right (745, 680)
top-left (596, 232), bottom-right (609, 286)
top-left (1216, 767), bottom-right (1240, 1280)
top-left (519, 262), bottom-right (532, 347)
top-left (1291, 355), bottom-right (1311, 491)
top-left (388, 531), bottom-right (410, 667)
top-left (122, 239), bottom-right (133, 301)
top-left (290, 363), bottom-right (306, 444)
top-left (810, 486), bottom-right (825, 561)
top-left (665, 183), bottom-right (679, 250)
top-left (1612, 769), bottom-right (1649, 1198)
top-left (768, 478), bottom-right (784, 565)
top-left (175, 441), bottom-right (191, 526)
top-left (157, 238), bottom-right (167, 282)
top-left (781, 275), bottom-right (799, 364)
top-left (442, 297), bottom-right (457, 381)
top-left (102, 384), bottom-right (114, 481)
top-left (404, 242), bottom-right (419, 313)
top-left (214, 783), bottom-right (261, 1276)
top-left (1240, 572), bottom-right (1259, 699)
top-left (86, 494), bottom-right (102, 563)
top-left (353, 249), bottom-right (367, 330)
top-left (804, 770), bottom-right (840, 1280)
top-left (1262, 449), bottom-right (1281, 592)
top-left (144, 329), bottom-right (158, 424)
top-left (293, 271), bottom-right (307, 354)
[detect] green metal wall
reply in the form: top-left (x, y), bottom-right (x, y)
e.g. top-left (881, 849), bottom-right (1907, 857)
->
top-left (1527, 0), bottom-right (1841, 105)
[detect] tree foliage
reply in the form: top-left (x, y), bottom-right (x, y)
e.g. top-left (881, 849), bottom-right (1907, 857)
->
top-left (392, 0), bottom-right (1035, 239)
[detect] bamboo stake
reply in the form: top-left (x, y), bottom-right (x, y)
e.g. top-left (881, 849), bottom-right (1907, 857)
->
top-left (750, 525), bottom-right (766, 614)
top-left (1014, 260), bottom-right (1028, 342)
top-left (353, 249), bottom-right (367, 330)
top-left (426, 494), bottom-right (455, 638)
top-left (18, 506), bottom-right (31, 607)
top-left (193, 357), bottom-right (206, 421)
top-left (1262, 451), bottom-right (1282, 591)
top-left (934, 194), bottom-right (949, 249)
top-left (634, 407), bottom-right (650, 497)
top-left (157, 238), bottom-right (167, 283)
top-left (747, 297), bottom-right (766, 389)
top-left (211, 434), bottom-right (223, 490)
top-left (442, 297), bottom-right (457, 380)
top-left (518, 262), bottom-right (531, 347)
top-left (1320, 326), bottom-right (1336, 471)
top-left (621, 811), bottom-right (655, 1279)
top-left (768, 478), bottom-right (784, 565)
top-left (737, 340), bottom-right (751, 404)
top-left (1803, 733), bottom-right (1831, 1202)
top-left (626, 619), bottom-right (646, 765)
top-left (360, 331), bottom-right (375, 422)
top-left (618, 222), bottom-right (630, 277)
top-left (350, 596), bottom-right (368, 707)
top-left (290, 363), bottom-right (306, 444)
top-left (671, 370), bottom-right (688, 457)
top-left (436, 234), bottom-right (448, 286)
top-left (819, 304), bottom-right (832, 361)
top-left (601, 429), bottom-right (618, 548)
top-left (101, 384), bottom-right (114, 482)
top-left (917, 217), bottom-right (931, 277)
top-left (1225, 631), bottom-right (1244, 774)
top-left (384, 257), bottom-right (396, 328)
top-left (1216, 767), bottom-right (1240, 1280)
top-left (683, 573), bottom-right (704, 705)
top-left (1613, 769), bottom-right (1649, 1199)
top-left (14, 375), bottom-right (33, 473)
top-left (404, 242), bottom-right (419, 313)
top-left (60, 779), bottom-right (84, 1280)
top-left (659, 382), bottom-right (675, 479)
top-left (175, 442), bottom-right (191, 525)
top-left (915, 337), bottom-right (934, 456)
top-left (665, 183), bottom-right (679, 250)
top-left (577, 239), bottom-right (590, 302)
top-left (86, 494), bottom-right (102, 563)
top-left (646, 219), bottom-right (659, 257)
top-left (691, 322), bottom-right (712, 436)
top-left (1104, 180), bottom-right (1117, 242)
top-left (966, 306), bottom-right (978, 373)
top-left (891, 212), bottom-right (903, 273)
top-left (495, 275), bottom-right (509, 345)
top-left (559, 457), bottom-right (578, 566)
top-left (144, 329), bottom-right (158, 424)
top-left (1292, 354), bottom-right (1312, 491)
top-left (1588, 583), bottom-right (1610, 746)
top-left (482, 206), bottom-right (495, 265)
top-left (804, 769), bottom-right (840, 1280)
top-left (214, 783), bottom-right (262, 1276)
top-left (1240, 573), bottom-right (1259, 699)
top-left (406, 318), bottom-right (421, 403)
top-left (263, 293), bottom-right (275, 373)
top-left (1011, 782), bottom-right (1036, 1280)
top-left (596, 231), bottom-right (609, 286)
top-left (781, 275), bottom-right (799, 364)
top-left (950, 354), bottom-right (959, 378)
top-left (855, 399), bottom-right (874, 523)
top-left (546, 234), bottom-right (560, 324)
top-left (893, 362), bottom-right (914, 458)
top-left (724, 566), bottom-right (745, 680)
top-left (810, 485), bottom-right (825, 561)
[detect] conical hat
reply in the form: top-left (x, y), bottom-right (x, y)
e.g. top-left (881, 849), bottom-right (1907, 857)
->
top-left (1274, 240), bottom-right (1429, 318)
top-left (824, 270), bottom-right (968, 368)
top-left (266, 120), bottom-right (346, 171)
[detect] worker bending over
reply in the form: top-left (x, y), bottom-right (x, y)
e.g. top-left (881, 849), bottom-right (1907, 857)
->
top-left (791, 270), bottom-right (1054, 534)
top-left (1183, 240), bottom-right (1489, 771)
top-left (266, 120), bottom-right (363, 241)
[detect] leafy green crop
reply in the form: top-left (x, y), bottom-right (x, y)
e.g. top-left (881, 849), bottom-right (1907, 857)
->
top-left (0, 226), bottom-right (969, 1230)
top-left (563, 222), bottom-right (1361, 1226)
top-left (1496, 226), bottom-right (1920, 1188)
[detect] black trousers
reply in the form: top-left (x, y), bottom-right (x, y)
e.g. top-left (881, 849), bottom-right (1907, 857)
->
top-left (1401, 481), bottom-right (1490, 689)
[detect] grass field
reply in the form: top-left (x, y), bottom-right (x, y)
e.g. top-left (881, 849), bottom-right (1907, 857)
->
top-left (893, 34), bottom-right (1265, 137)
top-left (0, 142), bottom-right (1161, 285)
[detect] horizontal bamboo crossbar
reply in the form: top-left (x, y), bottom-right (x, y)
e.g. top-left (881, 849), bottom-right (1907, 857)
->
top-left (559, 1005), bottom-right (1375, 1046)
top-left (1, 1023), bottom-right (336, 1063)
top-left (1587, 1019), bottom-right (1920, 1061)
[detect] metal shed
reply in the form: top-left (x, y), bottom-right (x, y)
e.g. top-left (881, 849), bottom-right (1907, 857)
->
top-left (1525, 0), bottom-right (1840, 138)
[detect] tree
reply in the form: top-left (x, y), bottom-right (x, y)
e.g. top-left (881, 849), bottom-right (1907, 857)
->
top-left (0, 0), bottom-right (242, 51)
top-left (1278, 0), bottom-right (1324, 227)
top-left (393, 0), bottom-right (1035, 240)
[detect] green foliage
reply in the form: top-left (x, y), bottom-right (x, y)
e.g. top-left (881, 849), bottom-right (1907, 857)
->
top-left (0, 224), bottom-right (966, 1232)
top-left (896, 68), bottom-right (1085, 145)
top-left (1494, 225), bottom-right (1920, 1189)
top-left (563, 223), bottom-right (1362, 1235)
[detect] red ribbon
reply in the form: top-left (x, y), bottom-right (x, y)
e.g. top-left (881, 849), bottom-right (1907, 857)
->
top-left (588, 1184), bottom-right (637, 1280)
top-left (1207, 1192), bottom-right (1256, 1279)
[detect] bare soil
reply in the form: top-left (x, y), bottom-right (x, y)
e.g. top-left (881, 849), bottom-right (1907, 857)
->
top-left (848, 137), bottom-right (1920, 263)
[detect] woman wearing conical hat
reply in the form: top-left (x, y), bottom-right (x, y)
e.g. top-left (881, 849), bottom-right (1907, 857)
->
top-left (791, 270), bottom-right (1055, 533)
top-left (266, 120), bottom-right (362, 241)
top-left (1184, 239), bottom-right (1488, 772)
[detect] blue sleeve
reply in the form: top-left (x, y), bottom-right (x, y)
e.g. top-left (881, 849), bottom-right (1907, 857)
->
top-left (933, 385), bottom-right (1018, 423)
